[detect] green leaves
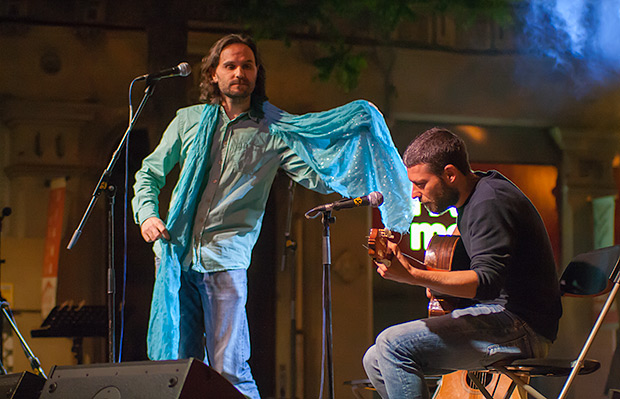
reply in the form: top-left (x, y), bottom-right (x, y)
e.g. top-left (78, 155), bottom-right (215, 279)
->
top-left (228, 0), bottom-right (516, 91)
top-left (313, 43), bottom-right (368, 92)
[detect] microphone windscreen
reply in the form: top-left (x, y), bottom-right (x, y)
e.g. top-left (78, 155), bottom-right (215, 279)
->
top-left (178, 62), bottom-right (192, 77)
top-left (369, 192), bottom-right (383, 207)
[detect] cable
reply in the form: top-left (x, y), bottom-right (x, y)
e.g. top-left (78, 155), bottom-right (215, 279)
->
top-left (319, 264), bottom-right (326, 399)
top-left (117, 77), bottom-right (139, 362)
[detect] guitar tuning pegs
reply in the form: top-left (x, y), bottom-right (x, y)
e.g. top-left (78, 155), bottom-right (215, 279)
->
top-left (381, 229), bottom-right (395, 240)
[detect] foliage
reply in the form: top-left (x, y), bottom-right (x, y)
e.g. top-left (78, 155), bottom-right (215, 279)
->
top-left (313, 42), bottom-right (368, 92)
top-left (228, 0), bottom-right (518, 91)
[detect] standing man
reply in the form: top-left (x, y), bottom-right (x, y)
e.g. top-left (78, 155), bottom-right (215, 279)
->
top-left (363, 127), bottom-right (563, 399)
top-left (133, 33), bottom-right (413, 397)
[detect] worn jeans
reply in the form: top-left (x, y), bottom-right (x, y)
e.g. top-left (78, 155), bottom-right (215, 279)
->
top-left (178, 268), bottom-right (260, 399)
top-left (363, 303), bottom-right (550, 399)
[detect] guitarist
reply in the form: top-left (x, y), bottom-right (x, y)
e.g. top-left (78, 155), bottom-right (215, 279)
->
top-left (363, 128), bottom-right (562, 399)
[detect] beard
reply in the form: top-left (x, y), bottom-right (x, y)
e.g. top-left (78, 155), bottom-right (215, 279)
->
top-left (220, 79), bottom-right (255, 100)
top-left (422, 179), bottom-right (460, 215)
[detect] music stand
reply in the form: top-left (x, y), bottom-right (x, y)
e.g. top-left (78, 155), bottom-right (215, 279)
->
top-left (31, 304), bottom-right (107, 364)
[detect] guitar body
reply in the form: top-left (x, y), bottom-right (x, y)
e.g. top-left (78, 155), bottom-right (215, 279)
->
top-left (433, 370), bottom-right (527, 399)
top-left (424, 235), bottom-right (470, 316)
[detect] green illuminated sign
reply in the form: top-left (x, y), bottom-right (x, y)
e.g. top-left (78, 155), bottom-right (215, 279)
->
top-left (409, 200), bottom-right (458, 251)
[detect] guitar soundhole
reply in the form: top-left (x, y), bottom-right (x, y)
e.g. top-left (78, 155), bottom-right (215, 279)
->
top-left (465, 372), bottom-right (493, 389)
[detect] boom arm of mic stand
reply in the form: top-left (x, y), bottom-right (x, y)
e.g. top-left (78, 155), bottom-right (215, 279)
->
top-left (67, 82), bottom-right (156, 250)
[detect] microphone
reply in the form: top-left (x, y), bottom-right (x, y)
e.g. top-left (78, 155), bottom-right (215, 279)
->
top-left (0, 207), bottom-right (10, 232)
top-left (137, 62), bottom-right (192, 82)
top-left (305, 192), bottom-right (383, 218)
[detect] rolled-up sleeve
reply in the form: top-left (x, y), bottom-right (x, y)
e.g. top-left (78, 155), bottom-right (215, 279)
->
top-left (279, 144), bottom-right (332, 195)
top-left (132, 114), bottom-right (185, 225)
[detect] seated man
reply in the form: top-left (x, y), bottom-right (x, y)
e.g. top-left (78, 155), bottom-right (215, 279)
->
top-left (363, 127), bottom-right (562, 399)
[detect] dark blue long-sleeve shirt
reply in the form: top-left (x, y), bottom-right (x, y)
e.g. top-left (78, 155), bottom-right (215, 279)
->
top-left (457, 170), bottom-right (562, 341)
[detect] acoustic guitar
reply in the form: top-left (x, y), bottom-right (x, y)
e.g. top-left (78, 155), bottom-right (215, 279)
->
top-left (423, 234), bottom-right (470, 316)
top-left (367, 229), bottom-right (527, 399)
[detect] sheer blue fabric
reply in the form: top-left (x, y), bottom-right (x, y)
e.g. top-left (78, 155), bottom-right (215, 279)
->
top-left (148, 100), bottom-right (413, 360)
top-left (264, 100), bottom-right (412, 232)
top-left (148, 105), bottom-right (217, 360)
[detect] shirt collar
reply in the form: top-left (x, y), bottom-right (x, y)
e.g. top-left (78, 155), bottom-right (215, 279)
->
top-left (217, 105), bottom-right (262, 123)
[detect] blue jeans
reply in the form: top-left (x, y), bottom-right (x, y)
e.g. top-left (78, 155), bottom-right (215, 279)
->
top-left (178, 268), bottom-right (260, 399)
top-left (362, 304), bottom-right (550, 399)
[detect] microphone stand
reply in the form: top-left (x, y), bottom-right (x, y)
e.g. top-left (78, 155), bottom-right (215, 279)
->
top-left (0, 209), bottom-right (46, 377)
top-left (66, 81), bottom-right (157, 363)
top-left (0, 302), bottom-right (46, 377)
top-left (305, 207), bottom-right (336, 399)
top-left (304, 193), bottom-right (381, 399)
top-left (0, 209), bottom-right (8, 374)
top-left (280, 180), bottom-right (298, 399)
top-left (320, 210), bottom-right (336, 399)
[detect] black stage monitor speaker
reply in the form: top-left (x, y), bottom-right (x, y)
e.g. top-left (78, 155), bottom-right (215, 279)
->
top-left (39, 358), bottom-right (246, 398)
top-left (0, 371), bottom-right (46, 399)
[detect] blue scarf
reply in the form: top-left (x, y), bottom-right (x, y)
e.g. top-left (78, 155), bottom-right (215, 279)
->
top-left (147, 100), bottom-right (413, 360)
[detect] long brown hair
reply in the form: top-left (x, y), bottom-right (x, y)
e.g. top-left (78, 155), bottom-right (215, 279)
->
top-left (199, 33), bottom-right (267, 112)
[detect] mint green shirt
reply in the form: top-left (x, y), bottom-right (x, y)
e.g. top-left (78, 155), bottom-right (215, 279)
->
top-left (133, 104), bottom-right (330, 272)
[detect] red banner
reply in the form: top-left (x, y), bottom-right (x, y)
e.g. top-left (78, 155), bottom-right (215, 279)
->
top-left (41, 177), bottom-right (66, 317)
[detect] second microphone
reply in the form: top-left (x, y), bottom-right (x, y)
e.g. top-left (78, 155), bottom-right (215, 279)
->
top-left (309, 191), bottom-right (384, 214)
